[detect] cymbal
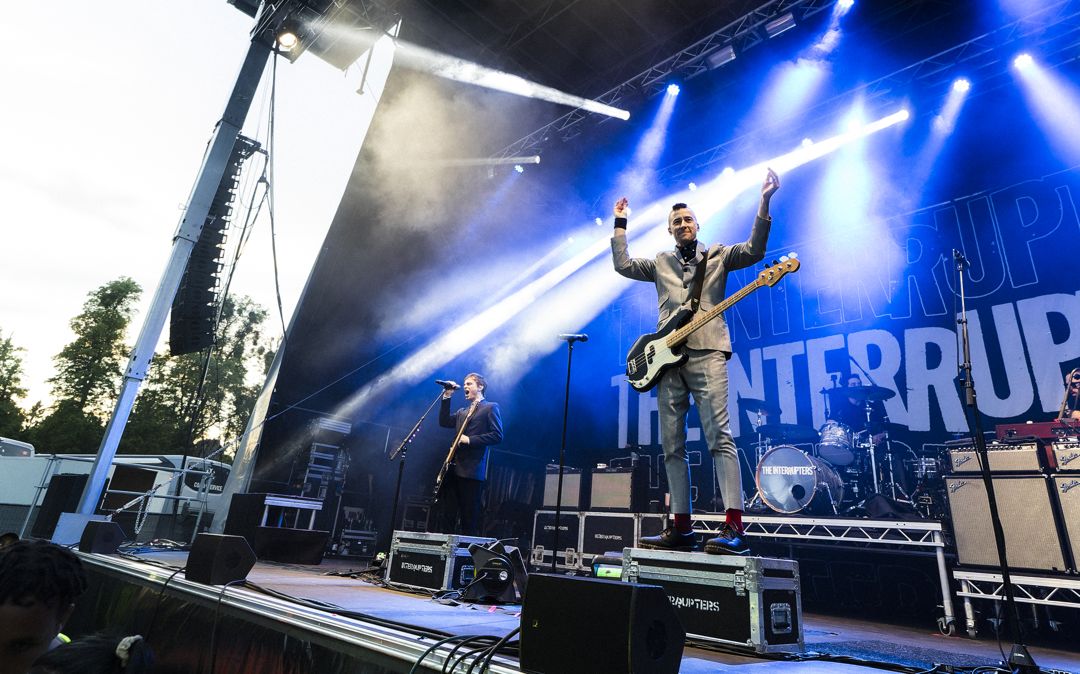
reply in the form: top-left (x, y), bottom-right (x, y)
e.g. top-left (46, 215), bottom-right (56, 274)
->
top-left (738, 397), bottom-right (781, 417)
top-left (756, 423), bottom-right (820, 444)
top-left (826, 385), bottom-right (896, 402)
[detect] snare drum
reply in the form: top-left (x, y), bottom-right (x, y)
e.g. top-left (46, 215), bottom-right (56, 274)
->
top-left (755, 445), bottom-right (845, 514)
top-left (817, 420), bottom-right (855, 466)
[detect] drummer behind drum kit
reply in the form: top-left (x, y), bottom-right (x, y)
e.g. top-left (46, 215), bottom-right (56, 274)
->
top-left (738, 386), bottom-right (910, 516)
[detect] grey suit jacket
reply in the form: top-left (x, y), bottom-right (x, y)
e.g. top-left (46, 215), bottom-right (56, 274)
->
top-left (611, 215), bottom-right (771, 352)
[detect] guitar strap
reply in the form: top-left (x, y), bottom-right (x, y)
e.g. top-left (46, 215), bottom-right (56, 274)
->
top-left (688, 249), bottom-right (709, 313)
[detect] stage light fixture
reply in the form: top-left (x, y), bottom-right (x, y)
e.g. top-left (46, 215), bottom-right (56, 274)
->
top-left (721, 166), bottom-right (735, 177)
top-left (463, 541), bottom-right (528, 604)
top-left (514, 164), bottom-right (524, 174)
top-left (801, 137), bottom-right (814, 147)
top-left (688, 182), bottom-right (697, 191)
top-left (765, 13), bottom-right (797, 38)
top-left (838, 0), bottom-right (855, 11)
top-left (953, 78), bottom-right (971, 92)
top-left (594, 217), bottom-right (604, 226)
top-left (1014, 52), bottom-right (1034, 71)
top-left (276, 24), bottom-right (300, 52)
top-left (667, 83), bottom-right (681, 96)
top-left (705, 45), bottom-right (737, 70)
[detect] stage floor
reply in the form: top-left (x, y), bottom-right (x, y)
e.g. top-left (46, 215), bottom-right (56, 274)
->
top-left (88, 550), bottom-right (1080, 673)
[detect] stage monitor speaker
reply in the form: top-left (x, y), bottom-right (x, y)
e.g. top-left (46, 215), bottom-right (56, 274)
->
top-left (185, 533), bottom-right (257, 585)
top-left (78, 520), bottom-right (126, 554)
top-left (31, 473), bottom-right (89, 539)
top-left (945, 474), bottom-right (1067, 572)
top-left (520, 573), bottom-right (684, 674)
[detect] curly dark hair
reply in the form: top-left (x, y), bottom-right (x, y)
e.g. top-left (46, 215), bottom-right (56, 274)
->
top-left (0, 539), bottom-right (87, 611)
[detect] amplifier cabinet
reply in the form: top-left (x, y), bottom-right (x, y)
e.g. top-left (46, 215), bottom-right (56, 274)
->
top-left (947, 443), bottom-right (1048, 473)
top-left (623, 549), bottom-right (802, 653)
top-left (542, 466), bottom-right (586, 510)
top-left (579, 512), bottom-right (637, 566)
top-left (1052, 475), bottom-right (1080, 571)
top-left (385, 530), bottom-right (495, 592)
top-left (589, 466), bottom-right (648, 512)
top-left (530, 510), bottom-right (582, 571)
top-left (945, 475), bottom-right (1068, 572)
top-left (1053, 443), bottom-right (1080, 472)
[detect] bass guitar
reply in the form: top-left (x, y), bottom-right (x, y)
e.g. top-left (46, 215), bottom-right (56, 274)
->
top-left (625, 255), bottom-right (801, 392)
top-left (431, 398), bottom-right (480, 503)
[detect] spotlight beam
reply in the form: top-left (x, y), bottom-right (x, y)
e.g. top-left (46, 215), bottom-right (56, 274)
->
top-left (335, 109), bottom-right (910, 418)
top-left (318, 24), bottom-right (628, 119)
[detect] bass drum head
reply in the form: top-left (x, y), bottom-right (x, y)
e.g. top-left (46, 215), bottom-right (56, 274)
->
top-left (756, 445), bottom-right (845, 514)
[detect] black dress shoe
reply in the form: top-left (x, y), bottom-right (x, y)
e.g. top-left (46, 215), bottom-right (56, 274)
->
top-left (703, 523), bottom-right (750, 555)
top-left (638, 526), bottom-right (697, 551)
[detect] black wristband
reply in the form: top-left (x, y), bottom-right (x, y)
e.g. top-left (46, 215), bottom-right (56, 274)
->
top-left (614, 217), bottom-right (628, 230)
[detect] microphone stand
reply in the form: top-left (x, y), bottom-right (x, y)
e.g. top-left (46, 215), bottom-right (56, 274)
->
top-left (954, 250), bottom-right (1038, 673)
top-left (386, 389), bottom-right (447, 551)
top-left (552, 336), bottom-right (584, 573)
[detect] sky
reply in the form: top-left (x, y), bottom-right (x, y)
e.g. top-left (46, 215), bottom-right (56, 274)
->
top-left (1, 1), bottom-right (385, 409)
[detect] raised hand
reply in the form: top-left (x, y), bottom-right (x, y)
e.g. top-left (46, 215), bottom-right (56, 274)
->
top-left (613, 196), bottom-right (629, 219)
top-left (761, 168), bottom-right (780, 201)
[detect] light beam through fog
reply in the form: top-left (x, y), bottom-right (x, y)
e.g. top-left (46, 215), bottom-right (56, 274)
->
top-left (335, 108), bottom-right (911, 418)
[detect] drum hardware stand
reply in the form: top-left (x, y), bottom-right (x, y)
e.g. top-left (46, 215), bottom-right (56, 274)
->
top-left (954, 249), bottom-right (1036, 671)
top-left (743, 410), bottom-right (771, 511)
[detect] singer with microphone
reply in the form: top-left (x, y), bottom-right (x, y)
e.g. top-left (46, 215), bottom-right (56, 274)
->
top-left (611, 168), bottom-right (780, 555)
top-left (434, 373), bottom-right (503, 536)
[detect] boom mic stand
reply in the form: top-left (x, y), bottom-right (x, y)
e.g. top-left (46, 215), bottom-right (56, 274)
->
top-left (386, 388), bottom-right (447, 552)
top-left (954, 249), bottom-right (1038, 673)
top-left (552, 333), bottom-right (587, 573)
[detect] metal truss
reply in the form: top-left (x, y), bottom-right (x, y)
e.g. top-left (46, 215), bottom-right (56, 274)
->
top-left (693, 514), bottom-right (946, 548)
top-left (954, 569), bottom-right (1080, 637)
top-left (656, 0), bottom-right (1080, 183)
top-left (493, 0), bottom-right (839, 158)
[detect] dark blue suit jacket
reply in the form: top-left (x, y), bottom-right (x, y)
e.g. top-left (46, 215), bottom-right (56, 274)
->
top-left (439, 398), bottom-right (503, 481)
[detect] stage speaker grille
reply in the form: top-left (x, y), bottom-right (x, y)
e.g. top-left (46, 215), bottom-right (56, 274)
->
top-left (1052, 475), bottom-right (1080, 571)
top-left (945, 474), bottom-right (1067, 572)
top-left (520, 573), bottom-right (684, 674)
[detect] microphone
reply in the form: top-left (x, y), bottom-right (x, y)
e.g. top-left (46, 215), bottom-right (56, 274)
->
top-left (435, 379), bottom-right (460, 390)
top-left (558, 333), bottom-right (589, 343)
top-left (952, 249), bottom-right (968, 268)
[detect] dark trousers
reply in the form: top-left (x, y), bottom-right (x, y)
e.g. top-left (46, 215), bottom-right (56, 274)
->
top-left (435, 473), bottom-right (485, 537)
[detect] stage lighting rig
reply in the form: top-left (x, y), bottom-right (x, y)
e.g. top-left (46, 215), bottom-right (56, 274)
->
top-left (245, 0), bottom-right (400, 68)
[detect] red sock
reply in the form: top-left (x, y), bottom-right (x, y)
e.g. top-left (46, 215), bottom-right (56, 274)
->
top-left (725, 508), bottom-right (744, 535)
top-left (673, 513), bottom-right (692, 534)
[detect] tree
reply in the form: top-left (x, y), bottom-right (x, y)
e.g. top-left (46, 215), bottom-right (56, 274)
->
top-left (47, 277), bottom-right (142, 419)
top-left (26, 278), bottom-right (141, 453)
top-left (121, 295), bottom-right (274, 458)
top-left (0, 330), bottom-right (28, 437)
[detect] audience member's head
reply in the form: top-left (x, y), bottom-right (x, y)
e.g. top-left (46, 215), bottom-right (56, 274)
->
top-left (30, 633), bottom-right (154, 674)
top-left (0, 540), bottom-right (87, 674)
top-left (0, 533), bottom-right (19, 549)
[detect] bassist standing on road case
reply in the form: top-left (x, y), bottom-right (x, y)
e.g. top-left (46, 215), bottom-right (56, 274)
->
top-left (611, 168), bottom-right (779, 555)
top-left (435, 373), bottom-right (503, 536)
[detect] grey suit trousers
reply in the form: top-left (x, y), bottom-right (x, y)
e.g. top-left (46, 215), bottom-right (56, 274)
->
top-left (658, 348), bottom-right (742, 514)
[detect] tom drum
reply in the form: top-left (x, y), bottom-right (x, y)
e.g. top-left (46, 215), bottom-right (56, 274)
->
top-left (817, 420), bottom-right (856, 466)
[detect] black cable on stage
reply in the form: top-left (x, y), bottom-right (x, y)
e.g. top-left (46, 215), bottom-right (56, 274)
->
top-left (471, 627), bottom-right (519, 674)
top-left (442, 636), bottom-right (499, 674)
top-left (208, 578), bottom-right (247, 674)
top-left (408, 635), bottom-right (478, 674)
top-left (447, 642), bottom-right (497, 674)
top-left (141, 564), bottom-right (185, 643)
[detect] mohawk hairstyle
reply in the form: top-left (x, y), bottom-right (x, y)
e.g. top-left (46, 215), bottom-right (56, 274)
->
top-left (0, 539), bottom-right (87, 610)
top-left (671, 202), bottom-right (688, 211)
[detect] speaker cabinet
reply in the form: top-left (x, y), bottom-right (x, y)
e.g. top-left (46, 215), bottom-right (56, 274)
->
top-left (520, 574), bottom-right (684, 674)
top-left (590, 466), bottom-right (647, 512)
top-left (1052, 475), bottom-right (1080, 571)
top-left (185, 533), bottom-right (257, 585)
top-left (78, 520), bottom-right (126, 554)
top-left (31, 473), bottom-right (89, 539)
top-left (945, 475), bottom-right (1067, 572)
top-left (543, 466), bottom-right (584, 509)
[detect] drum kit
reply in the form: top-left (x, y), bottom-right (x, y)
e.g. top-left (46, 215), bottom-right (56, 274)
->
top-left (738, 386), bottom-right (917, 516)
